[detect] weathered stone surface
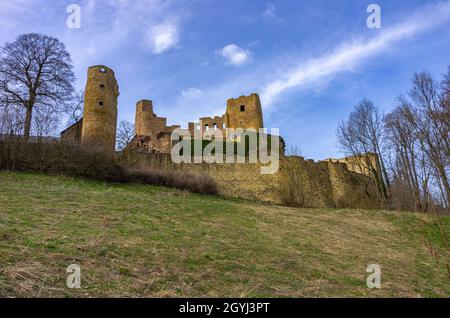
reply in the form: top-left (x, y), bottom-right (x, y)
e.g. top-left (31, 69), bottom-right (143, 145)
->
top-left (60, 119), bottom-right (83, 144)
top-left (132, 99), bottom-right (180, 153)
top-left (58, 66), bottom-right (381, 209)
top-left (81, 65), bottom-right (119, 152)
top-left (225, 93), bottom-right (263, 131)
top-left (133, 93), bottom-right (265, 154)
top-left (323, 153), bottom-right (379, 178)
top-left (133, 153), bottom-right (382, 209)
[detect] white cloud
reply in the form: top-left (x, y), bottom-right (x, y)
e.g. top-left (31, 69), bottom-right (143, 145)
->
top-left (144, 22), bottom-right (179, 54)
top-left (149, 1), bottom-right (450, 132)
top-left (260, 1), bottom-right (450, 107)
top-left (262, 2), bottom-right (277, 20)
top-left (181, 87), bottom-right (203, 98)
top-left (217, 44), bottom-right (251, 66)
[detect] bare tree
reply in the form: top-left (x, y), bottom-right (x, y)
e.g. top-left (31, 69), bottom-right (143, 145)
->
top-left (385, 98), bottom-right (428, 211)
top-left (441, 66), bottom-right (450, 158)
top-left (336, 99), bottom-right (390, 206)
top-left (409, 71), bottom-right (450, 207)
top-left (116, 120), bottom-right (135, 151)
top-left (0, 103), bottom-right (24, 135)
top-left (443, 66), bottom-right (450, 107)
top-left (65, 90), bottom-right (84, 126)
top-left (0, 33), bottom-right (75, 141)
top-left (31, 105), bottom-right (59, 138)
top-left (383, 70), bottom-right (450, 210)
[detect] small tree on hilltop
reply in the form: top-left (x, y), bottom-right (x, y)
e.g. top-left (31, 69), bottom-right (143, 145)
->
top-left (117, 120), bottom-right (135, 151)
top-left (0, 33), bottom-right (75, 141)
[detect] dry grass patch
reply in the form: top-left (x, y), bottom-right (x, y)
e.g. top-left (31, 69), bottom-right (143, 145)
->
top-left (0, 171), bottom-right (448, 297)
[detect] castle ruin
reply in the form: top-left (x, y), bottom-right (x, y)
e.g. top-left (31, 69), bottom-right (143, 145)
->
top-left (60, 65), bottom-right (382, 209)
top-left (129, 92), bottom-right (265, 153)
top-left (61, 65), bottom-right (264, 155)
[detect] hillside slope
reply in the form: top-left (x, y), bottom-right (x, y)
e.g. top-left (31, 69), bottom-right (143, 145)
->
top-left (0, 171), bottom-right (448, 297)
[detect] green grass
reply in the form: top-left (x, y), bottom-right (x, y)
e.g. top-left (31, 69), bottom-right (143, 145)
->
top-left (0, 171), bottom-right (448, 297)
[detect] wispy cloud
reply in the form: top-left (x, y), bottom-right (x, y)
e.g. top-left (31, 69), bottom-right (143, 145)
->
top-left (262, 2), bottom-right (279, 20)
top-left (144, 22), bottom-right (179, 54)
top-left (260, 1), bottom-right (450, 107)
top-left (181, 87), bottom-right (203, 99)
top-left (217, 44), bottom-right (251, 66)
top-left (56, 0), bottom-right (183, 83)
top-left (132, 0), bottom-right (450, 129)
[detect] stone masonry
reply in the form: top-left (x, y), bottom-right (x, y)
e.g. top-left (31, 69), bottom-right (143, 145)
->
top-left (61, 65), bottom-right (119, 153)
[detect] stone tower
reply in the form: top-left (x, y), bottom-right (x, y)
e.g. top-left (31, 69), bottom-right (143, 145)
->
top-left (81, 65), bottom-right (119, 152)
top-left (225, 93), bottom-right (263, 130)
top-left (135, 100), bottom-right (154, 136)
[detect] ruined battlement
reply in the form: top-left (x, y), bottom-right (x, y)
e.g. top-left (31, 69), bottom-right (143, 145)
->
top-left (136, 99), bottom-right (154, 113)
top-left (135, 100), bottom-right (156, 136)
top-left (322, 153), bottom-right (379, 178)
top-left (134, 99), bottom-right (179, 138)
top-left (131, 99), bottom-right (180, 153)
top-left (198, 115), bottom-right (226, 137)
top-left (225, 93), bottom-right (263, 131)
top-left (131, 92), bottom-right (266, 151)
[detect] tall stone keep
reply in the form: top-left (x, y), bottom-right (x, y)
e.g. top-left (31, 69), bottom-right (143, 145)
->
top-left (81, 65), bottom-right (119, 152)
top-left (225, 93), bottom-right (264, 130)
top-left (135, 100), bottom-right (154, 136)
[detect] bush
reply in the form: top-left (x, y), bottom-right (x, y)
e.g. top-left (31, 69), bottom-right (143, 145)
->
top-left (0, 139), bottom-right (122, 181)
top-left (0, 139), bottom-right (218, 195)
top-left (176, 132), bottom-right (284, 157)
top-left (278, 156), bottom-right (309, 207)
top-left (126, 168), bottom-right (218, 195)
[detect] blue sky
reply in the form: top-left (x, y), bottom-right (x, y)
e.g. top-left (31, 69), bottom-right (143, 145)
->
top-left (1, 0), bottom-right (449, 159)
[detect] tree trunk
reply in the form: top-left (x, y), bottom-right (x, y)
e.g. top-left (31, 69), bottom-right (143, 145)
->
top-left (437, 164), bottom-right (450, 207)
top-left (23, 105), bottom-right (33, 142)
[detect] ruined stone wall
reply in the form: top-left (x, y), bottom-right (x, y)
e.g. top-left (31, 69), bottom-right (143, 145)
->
top-left (135, 153), bottom-right (282, 203)
top-left (197, 116), bottom-right (226, 140)
top-left (152, 117), bottom-right (169, 135)
top-left (81, 65), bottom-right (119, 152)
top-left (133, 99), bottom-right (180, 153)
top-left (60, 119), bottom-right (83, 144)
top-left (135, 100), bottom-right (155, 136)
top-left (327, 160), bottom-right (381, 209)
top-left (323, 153), bottom-right (379, 178)
top-left (133, 153), bottom-right (382, 209)
top-left (225, 93), bottom-right (264, 130)
top-left (135, 99), bottom-right (175, 137)
top-left (188, 122), bottom-right (196, 137)
top-left (183, 93), bottom-right (264, 141)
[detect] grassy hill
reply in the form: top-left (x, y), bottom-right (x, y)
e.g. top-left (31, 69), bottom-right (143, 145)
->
top-left (0, 171), bottom-right (448, 297)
